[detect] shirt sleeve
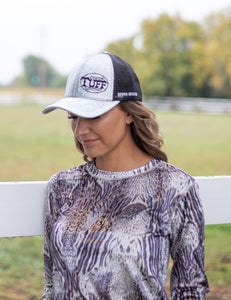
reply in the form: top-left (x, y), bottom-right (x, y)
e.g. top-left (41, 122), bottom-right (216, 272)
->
top-left (43, 176), bottom-right (59, 299)
top-left (169, 182), bottom-right (209, 299)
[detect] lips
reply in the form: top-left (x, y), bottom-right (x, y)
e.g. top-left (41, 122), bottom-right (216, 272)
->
top-left (81, 138), bottom-right (99, 146)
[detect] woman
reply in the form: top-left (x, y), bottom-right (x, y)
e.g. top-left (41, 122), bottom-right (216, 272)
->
top-left (42, 53), bottom-right (209, 299)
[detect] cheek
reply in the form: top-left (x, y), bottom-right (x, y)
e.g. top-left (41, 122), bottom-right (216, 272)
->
top-left (104, 122), bottom-right (128, 144)
top-left (71, 120), bottom-right (77, 134)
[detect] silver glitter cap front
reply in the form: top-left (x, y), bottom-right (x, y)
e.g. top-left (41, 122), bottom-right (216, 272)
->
top-left (42, 53), bottom-right (120, 118)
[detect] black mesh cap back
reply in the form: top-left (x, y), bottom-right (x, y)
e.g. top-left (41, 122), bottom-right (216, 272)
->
top-left (109, 54), bottom-right (142, 102)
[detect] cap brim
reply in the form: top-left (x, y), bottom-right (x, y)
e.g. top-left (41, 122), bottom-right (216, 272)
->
top-left (42, 97), bottom-right (120, 118)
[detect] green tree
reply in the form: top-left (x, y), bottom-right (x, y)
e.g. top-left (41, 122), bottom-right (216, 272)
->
top-left (105, 37), bottom-right (138, 66)
top-left (140, 14), bottom-right (204, 97)
top-left (12, 55), bottom-right (67, 88)
top-left (104, 14), bottom-right (205, 98)
top-left (202, 9), bottom-right (231, 98)
top-left (104, 10), bottom-right (231, 98)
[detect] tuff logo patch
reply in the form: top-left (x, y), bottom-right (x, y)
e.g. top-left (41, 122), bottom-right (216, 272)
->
top-left (80, 73), bottom-right (108, 93)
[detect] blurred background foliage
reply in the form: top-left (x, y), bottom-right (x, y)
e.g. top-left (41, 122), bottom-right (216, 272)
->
top-left (12, 55), bottom-right (67, 89)
top-left (8, 10), bottom-right (231, 99)
top-left (105, 11), bottom-right (231, 99)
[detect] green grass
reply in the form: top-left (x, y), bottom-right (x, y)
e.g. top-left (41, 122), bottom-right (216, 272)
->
top-left (0, 104), bottom-right (230, 181)
top-left (0, 236), bottom-right (44, 297)
top-left (0, 103), bottom-right (230, 297)
top-left (0, 104), bottom-right (84, 181)
top-left (157, 111), bottom-right (231, 176)
top-left (205, 224), bottom-right (231, 286)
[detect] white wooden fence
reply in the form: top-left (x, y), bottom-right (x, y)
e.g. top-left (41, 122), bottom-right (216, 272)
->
top-left (0, 176), bottom-right (230, 238)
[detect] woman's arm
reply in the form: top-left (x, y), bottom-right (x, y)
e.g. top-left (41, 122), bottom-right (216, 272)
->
top-left (170, 183), bottom-right (209, 299)
top-left (42, 177), bottom-right (59, 299)
top-left (43, 203), bottom-right (53, 299)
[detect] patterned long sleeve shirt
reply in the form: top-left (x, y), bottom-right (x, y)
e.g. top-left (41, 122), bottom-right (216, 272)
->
top-left (43, 159), bottom-right (209, 299)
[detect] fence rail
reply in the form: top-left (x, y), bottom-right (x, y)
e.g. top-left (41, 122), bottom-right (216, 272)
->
top-left (1, 92), bottom-right (231, 114)
top-left (0, 176), bottom-right (231, 238)
top-left (144, 97), bottom-right (231, 114)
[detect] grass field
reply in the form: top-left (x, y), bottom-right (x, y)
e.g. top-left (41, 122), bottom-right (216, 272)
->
top-left (0, 103), bottom-right (230, 298)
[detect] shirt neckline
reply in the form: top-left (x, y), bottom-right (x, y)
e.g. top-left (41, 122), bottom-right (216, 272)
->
top-left (86, 159), bottom-right (162, 180)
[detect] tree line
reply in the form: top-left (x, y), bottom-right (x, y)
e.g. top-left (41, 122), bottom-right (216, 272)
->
top-left (105, 9), bottom-right (231, 99)
top-left (12, 8), bottom-right (231, 99)
top-left (12, 55), bottom-right (67, 89)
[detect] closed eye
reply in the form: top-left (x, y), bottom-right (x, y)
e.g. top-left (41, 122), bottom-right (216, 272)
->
top-left (67, 114), bottom-right (101, 120)
top-left (67, 114), bottom-right (78, 119)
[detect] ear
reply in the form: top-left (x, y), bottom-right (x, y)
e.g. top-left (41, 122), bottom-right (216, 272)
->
top-left (125, 113), bottom-right (133, 125)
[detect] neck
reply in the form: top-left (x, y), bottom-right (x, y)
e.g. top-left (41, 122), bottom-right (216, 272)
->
top-left (95, 142), bottom-right (153, 172)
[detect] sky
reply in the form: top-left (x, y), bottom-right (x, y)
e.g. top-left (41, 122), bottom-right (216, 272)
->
top-left (1, 0), bottom-right (230, 85)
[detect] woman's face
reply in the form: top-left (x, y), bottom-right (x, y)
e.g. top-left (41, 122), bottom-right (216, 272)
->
top-left (70, 105), bottom-right (133, 163)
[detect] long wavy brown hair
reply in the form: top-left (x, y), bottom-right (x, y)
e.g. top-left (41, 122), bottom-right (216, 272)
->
top-left (74, 101), bottom-right (168, 163)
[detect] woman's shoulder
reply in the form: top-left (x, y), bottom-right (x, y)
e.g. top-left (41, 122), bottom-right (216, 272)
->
top-left (48, 162), bottom-right (88, 189)
top-left (153, 160), bottom-right (196, 195)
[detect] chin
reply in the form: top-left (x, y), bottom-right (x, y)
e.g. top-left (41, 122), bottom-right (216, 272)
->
top-left (84, 151), bottom-right (100, 160)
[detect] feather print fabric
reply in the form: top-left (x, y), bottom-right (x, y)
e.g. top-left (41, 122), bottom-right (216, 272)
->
top-left (43, 159), bottom-right (209, 299)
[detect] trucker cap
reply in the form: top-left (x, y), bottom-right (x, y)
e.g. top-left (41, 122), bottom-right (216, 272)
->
top-left (42, 52), bottom-right (142, 118)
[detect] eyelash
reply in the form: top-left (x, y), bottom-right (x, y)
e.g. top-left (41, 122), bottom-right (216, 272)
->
top-left (67, 115), bottom-right (77, 119)
top-left (67, 115), bottom-right (100, 120)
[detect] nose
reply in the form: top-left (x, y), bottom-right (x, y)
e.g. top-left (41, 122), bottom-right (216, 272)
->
top-left (71, 117), bottom-right (91, 136)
